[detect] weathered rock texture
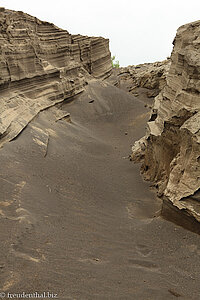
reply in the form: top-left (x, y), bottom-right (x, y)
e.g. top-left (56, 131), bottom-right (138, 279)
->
top-left (132, 20), bottom-right (200, 221)
top-left (114, 60), bottom-right (170, 98)
top-left (0, 8), bottom-right (112, 146)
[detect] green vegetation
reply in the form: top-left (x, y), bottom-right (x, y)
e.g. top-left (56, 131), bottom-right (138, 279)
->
top-left (111, 55), bottom-right (120, 68)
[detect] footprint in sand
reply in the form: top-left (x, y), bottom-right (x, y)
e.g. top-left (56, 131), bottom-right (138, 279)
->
top-left (136, 244), bottom-right (152, 257)
top-left (128, 258), bottom-right (160, 272)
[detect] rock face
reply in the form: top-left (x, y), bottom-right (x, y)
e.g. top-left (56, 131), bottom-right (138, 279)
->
top-left (114, 60), bottom-right (170, 98)
top-left (132, 20), bottom-right (200, 221)
top-left (0, 8), bottom-right (112, 146)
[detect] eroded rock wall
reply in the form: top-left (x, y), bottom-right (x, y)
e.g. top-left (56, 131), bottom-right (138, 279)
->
top-left (114, 60), bottom-right (170, 98)
top-left (131, 20), bottom-right (200, 220)
top-left (0, 8), bottom-right (112, 146)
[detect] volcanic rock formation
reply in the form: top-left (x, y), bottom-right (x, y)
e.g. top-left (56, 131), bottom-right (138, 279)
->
top-left (113, 60), bottom-right (170, 99)
top-left (1, 8), bottom-right (200, 297)
top-left (0, 7), bottom-right (200, 224)
top-left (0, 8), bottom-right (112, 146)
top-left (132, 20), bottom-right (200, 221)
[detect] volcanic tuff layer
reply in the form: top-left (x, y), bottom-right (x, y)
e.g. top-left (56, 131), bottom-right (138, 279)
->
top-left (1, 9), bottom-right (200, 297)
top-left (0, 8), bottom-right (112, 146)
top-left (132, 20), bottom-right (200, 221)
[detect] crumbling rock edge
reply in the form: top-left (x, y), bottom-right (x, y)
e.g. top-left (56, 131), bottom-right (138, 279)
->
top-left (112, 60), bottom-right (170, 99)
top-left (131, 20), bottom-right (200, 222)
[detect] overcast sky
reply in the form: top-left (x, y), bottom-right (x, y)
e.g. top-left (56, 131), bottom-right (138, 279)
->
top-left (1, 0), bottom-right (200, 66)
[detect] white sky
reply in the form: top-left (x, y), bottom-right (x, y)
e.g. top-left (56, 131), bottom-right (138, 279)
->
top-left (1, 0), bottom-right (200, 66)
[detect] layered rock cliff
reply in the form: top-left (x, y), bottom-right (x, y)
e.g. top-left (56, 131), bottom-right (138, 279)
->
top-left (132, 20), bottom-right (200, 221)
top-left (0, 8), bottom-right (112, 146)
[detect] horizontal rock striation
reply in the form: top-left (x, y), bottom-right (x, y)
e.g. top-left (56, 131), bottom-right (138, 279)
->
top-left (0, 8), bottom-right (112, 146)
top-left (71, 34), bottom-right (111, 79)
top-left (131, 20), bottom-right (200, 221)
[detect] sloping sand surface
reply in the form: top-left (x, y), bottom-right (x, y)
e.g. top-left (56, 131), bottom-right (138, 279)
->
top-left (0, 81), bottom-right (200, 299)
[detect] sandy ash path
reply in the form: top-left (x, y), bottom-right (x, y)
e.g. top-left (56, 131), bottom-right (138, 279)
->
top-left (0, 81), bottom-right (200, 299)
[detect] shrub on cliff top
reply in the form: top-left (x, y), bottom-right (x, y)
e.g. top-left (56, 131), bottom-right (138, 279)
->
top-left (111, 55), bottom-right (120, 68)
